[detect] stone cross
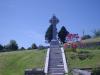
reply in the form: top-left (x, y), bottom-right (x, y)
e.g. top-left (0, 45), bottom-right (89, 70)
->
top-left (49, 15), bottom-right (59, 40)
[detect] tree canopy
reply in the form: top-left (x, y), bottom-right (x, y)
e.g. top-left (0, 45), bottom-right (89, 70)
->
top-left (0, 44), bottom-right (3, 51)
top-left (58, 26), bottom-right (69, 43)
top-left (93, 29), bottom-right (100, 37)
top-left (81, 35), bottom-right (91, 40)
top-left (45, 25), bottom-right (53, 43)
top-left (31, 43), bottom-right (37, 49)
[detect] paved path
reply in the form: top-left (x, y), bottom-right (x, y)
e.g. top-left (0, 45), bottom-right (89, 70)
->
top-left (48, 41), bottom-right (65, 75)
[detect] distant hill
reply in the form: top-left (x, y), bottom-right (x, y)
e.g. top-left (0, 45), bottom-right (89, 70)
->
top-left (81, 37), bottom-right (100, 43)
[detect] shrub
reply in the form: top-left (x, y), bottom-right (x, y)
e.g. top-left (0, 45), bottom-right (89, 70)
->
top-left (78, 51), bottom-right (93, 60)
top-left (92, 67), bottom-right (100, 75)
top-left (81, 35), bottom-right (91, 40)
top-left (96, 46), bottom-right (100, 49)
top-left (78, 53), bottom-right (88, 60)
top-left (70, 53), bottom-right (77, 59)
top-left (38, 45), bottom-right (45, 50)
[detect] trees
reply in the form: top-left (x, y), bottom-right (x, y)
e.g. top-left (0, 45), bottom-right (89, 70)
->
top-left (0, 44), bottom-right (3, 51)
top-left (20, 47), bottom-right (25, 50)
top-left (2, 40), bottom-right (18, 51)
top-left (58, 26), bottom-right (69, 43)
top-left (38, 45), bottom-right (45, 50)
top-left (4, 40), bottom-right (18, 51)
top-left (45, 25), bottom-right (53, 43)
top-left (31, 43), bottom-right (37, 49)
top-left (81, 35), bottom-right (91, 40)
top-left (45, 25), bottom-right (69, 43)
top-left (8, 40), bottom-right (18, 50)
top-left (93, 29), bottom-right (100, 37)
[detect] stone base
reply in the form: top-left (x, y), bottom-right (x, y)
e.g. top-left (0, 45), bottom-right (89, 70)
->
top-left (25, 68), bottom-right (45, 75)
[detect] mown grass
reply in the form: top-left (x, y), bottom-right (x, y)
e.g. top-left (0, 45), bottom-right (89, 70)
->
top-left (65, 49), bottom-right (100, 69)
top-left (0, 50), bottom-right (46, 75)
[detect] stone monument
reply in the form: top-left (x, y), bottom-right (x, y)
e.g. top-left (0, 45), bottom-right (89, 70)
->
top-left (49, 15), bottom-right (59, 41)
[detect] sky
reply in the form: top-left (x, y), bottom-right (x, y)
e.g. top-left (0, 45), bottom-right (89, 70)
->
top-left (0, 0), bottom-right (100, 48)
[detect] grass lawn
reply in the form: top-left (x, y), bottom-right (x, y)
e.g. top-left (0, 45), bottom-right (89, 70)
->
top-left (65, 49), bottom-right (100, 69)
top-left (0, 50), bottom-right (46, 75)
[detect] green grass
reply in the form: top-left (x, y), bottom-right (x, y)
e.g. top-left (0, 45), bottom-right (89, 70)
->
top-left (0, 50), bottom-right (46, 75)
top-left (65, 49), bottom-right (100, 69)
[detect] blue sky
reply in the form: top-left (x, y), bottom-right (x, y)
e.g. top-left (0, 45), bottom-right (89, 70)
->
top-left (0, 0), bottom-right (100, 48)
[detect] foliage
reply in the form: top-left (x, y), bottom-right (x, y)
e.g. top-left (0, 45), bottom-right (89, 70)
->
top-left (93, 29), bottom-right (100, 37)
top-left (27, 47), bottom-right (32, 50)
top-left (20, 47), bottom-right (25, 50)
top-left (92, 67), bottom-right (100, 75)
top-left (96, 46), bottom-right (100, 49)
top-left (81, 35), bottom-right (91, 40)
top-left (0, 44), bottom-right (3, 51)
top-left (45, 25), bottom-right (53, 43)
top-left (31, 43), bottom-right (38, 49)
top-left (78, 51), bottom-right (93, 60)
top-left (58, 26), bottom-right (69, 43)
top-left (38, 45), bottom-right (45, 50)
top-left (4, 44), bottom-right (10, 51)
top-left (3, 40), bottom-right (18, 51)
top-left (8, 40), bottom-right (18, 50)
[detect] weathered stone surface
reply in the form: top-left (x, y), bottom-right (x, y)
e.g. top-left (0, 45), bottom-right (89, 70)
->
top-left (25, 68), bottom-right (45, 75)
top-left (48, 41), bottom-right (65, 75)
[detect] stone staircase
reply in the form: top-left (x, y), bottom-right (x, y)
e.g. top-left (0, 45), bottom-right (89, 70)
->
top-left (48, 41), bottom-right (65, 75)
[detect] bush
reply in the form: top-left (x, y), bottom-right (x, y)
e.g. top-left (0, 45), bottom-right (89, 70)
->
top-left (78, 53), bottom-right (88, 60)
top-left (65, 48), bottom-right (77, 52)
top-left (81, 35), bottom-right (91, 40)
top-left (70, 53), bottom-right (77, 59)
top-left (78, 51), bottom-right (93, 60)
top-left (38, 45), bottom-right (45, 50)
top-left (96, 46), bottom-right (100, 49)
top-left (92, 67), bottom-right (100, 75)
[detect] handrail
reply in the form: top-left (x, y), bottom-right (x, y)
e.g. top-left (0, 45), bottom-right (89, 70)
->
top-left (44, 48), bottom-right (50, 74)
top-left (61, 47), bottom-right (68, 74)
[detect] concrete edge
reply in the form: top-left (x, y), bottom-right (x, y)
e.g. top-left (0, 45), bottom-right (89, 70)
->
top-left (44, 48), bottom-right (50, 74)
top-left (61, 47), bottom-right (68, 74)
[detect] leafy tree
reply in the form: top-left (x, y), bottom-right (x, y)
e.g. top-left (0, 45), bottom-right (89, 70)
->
top-left (27, 47), bottom-right (32, 50)
top-left (0, 44), bottom-right (3, 51)
top-left (4, 40), bottom-right (18, 50)
top-left (93, 29), bottom-right (100, 37)
top-left (45, 25), bottom-right (53, 43)
top-left (38, 45), bottom-right (45, 50)
top-left (81, 35), bottom-right (91, 40)
top-left (58, 26), bottom-right (69, 43)
top-left (3, 44), bottom-right (10, 51)
top-left (20, 47), bottom-right (25, 50)
top-left (31, 43), bottom-right (37, 49)
top-left (9, 40), bottom-right (18, 50)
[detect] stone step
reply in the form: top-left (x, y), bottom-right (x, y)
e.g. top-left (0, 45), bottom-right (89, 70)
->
top-left (48, 68), bottom-right (64, 73)
top-left (49, 73), bottom-right (64, 75)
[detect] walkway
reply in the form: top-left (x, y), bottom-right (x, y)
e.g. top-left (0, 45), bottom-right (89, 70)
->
top-left (48, 41), bottom-right (65, 75)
